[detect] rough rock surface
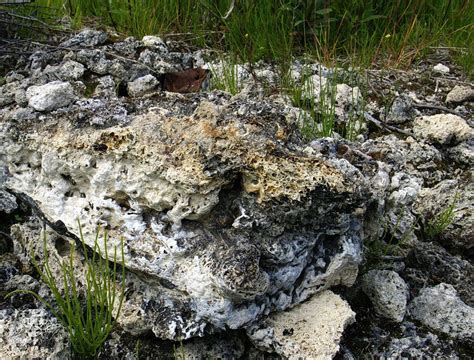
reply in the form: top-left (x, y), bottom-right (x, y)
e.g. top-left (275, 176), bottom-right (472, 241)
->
top-left (247, 290), bottom-right (355, 359)
top-left (413, 114), bottom-right (473, 145)
top-left (408, 283), bottom-right (474, 342)
top-left (361, 270), bottom-right (408, 322)
top-left (0, 309), bottom-right (69, 359)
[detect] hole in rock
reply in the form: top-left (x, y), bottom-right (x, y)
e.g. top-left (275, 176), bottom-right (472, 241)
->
top-left (117, 81), bottom-right (128, 97)
top-left (54, 237), bottom-right (72, 257)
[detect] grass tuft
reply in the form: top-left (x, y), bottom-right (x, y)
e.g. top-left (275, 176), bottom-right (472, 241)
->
top-left (7, 220), bottom-right (126, 359)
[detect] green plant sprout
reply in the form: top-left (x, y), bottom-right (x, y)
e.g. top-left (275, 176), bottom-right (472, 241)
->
top-left (209, 58), bottom-right (241, 95)
top-left (423, 192), bottom-right (459, 240)
top-left (7, 221), bottom-right (126, 359)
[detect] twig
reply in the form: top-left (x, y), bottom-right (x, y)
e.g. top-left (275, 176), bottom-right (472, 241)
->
top-left (413, 103), bottom-right (463, 117)
top-left (363, 112), bottom-right (416, 139)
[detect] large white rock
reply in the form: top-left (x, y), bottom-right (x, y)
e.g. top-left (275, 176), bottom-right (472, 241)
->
top-left (413, 114), bottom-right (473, 145)
top-left (361, 270), bottom-right (408, 322)
top-left (26, 81), bottom-right (77, 112)
top-left (247, 290), bottom-right (355, 359)
top-left (408, 283), bottom-right (474, 341)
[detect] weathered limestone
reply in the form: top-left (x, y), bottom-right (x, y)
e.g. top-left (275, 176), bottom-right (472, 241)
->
top-left (247, 291), bottom-right (355, 359)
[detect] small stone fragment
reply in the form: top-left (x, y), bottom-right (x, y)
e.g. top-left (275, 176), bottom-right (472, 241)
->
top-left (247, 291), bottom-right (355, 359)
top-left (127, 74), bottom-right (160, 96)
top-left (408, 283), bottom-right (474, 341)
top-left (445, 85), bottom-right (474, 104)
top-left (413, 114), bottom-right (473, 145)
top-left (361, 270), bottom-right (409, 322)
top-left (433, 63), bottom-right (450, 74)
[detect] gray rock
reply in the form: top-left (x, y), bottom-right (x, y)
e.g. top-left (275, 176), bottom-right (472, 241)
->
top-left (446, 85), bottom-right (474, 104)
top-left (446, 141), bottom-right (474, 167)
top-left (94, 75), bottom-right (118, 99)
top-left (361, 270), bottom-right (409, 322)
top-left (42, 60), bottom-right (85, 81)
top-left (60, 29), bottom-right (108, 47)
top-left (127, 74), bottom-right (159, 97)
top-left (76, 49), bottom-right (110, 75)
top-left (408, 283), bottom-right (474, 341)
top-left (0, 309), bottom-right (69, 359)
top-left (26, 81), bottom-right (77, 112)
top-left (413, 114), bottom-right (473, 145)
top-left (385, 96), bottom-right (417, 124)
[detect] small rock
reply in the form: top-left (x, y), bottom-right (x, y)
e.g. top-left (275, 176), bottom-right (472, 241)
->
top-left (413, 114), bottom-right (473, 145)
top-left (26, 81), bottom-right (77, 112)
top-left (385, 96), bottom-right (416, 124)
top-left (247, 291), bottom-right (355, 359)
top-left (433, 63), bottom-right (450, 74)
top-left (361, 270), bottom-right (409, 322)
top-left (76, 49), bottom-right (110, 75)
top-left (59, 60), bottom-right (86, 80)
top-left (142, 35), bottom-right (168, 54)
top-left (127, 74), bottom-right (159, 97)
top-left (408, 283), bottom-right (474, 341)
top-left (446, 85), bottom-right (474, 104)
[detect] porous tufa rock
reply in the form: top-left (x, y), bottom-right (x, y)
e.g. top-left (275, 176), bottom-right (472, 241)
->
top-left (361, 270), bottom-right (409, 322)
top-left (246, 290), bottom-right (355, 359)
top-left (413, 114), bottom-right (473, 145)
top-left (2, 95), bottom-right (368, 340)
top-left (26, 81), bottom-right (77, 112)
top-left (0, 309), bottom-right (69, 359)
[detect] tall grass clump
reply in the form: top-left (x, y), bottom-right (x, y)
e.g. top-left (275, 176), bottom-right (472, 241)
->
top-left (7, 221), bottom-right (126, 359)
top-left (17, 0), bottom-right (470, 71)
